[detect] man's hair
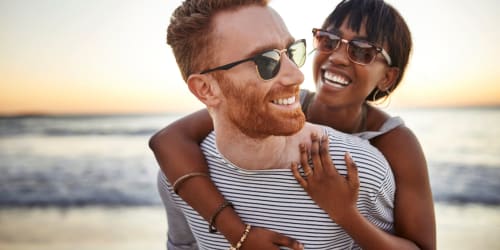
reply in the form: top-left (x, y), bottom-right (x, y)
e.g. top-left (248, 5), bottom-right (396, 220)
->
top-left (167, 0), bottom-right (269, 81)
top-left (324, 0), bottom-right (412, 100)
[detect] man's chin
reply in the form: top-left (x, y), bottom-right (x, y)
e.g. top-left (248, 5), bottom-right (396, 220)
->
top-left (283, 117), bottom-right (306, 136)
top-left (233, 108), bottom-right (306, 139)
top-left (269, 112), bottom-right (306, 136)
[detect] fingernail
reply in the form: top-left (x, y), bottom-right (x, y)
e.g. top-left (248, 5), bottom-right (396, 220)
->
top-left (321, 134), bottom-right (328, 141)
top-left (346, 152), bottom-right (357, 167)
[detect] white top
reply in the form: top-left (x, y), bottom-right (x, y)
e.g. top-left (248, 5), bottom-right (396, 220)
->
top-left (354, 116), bottom-right (405, 140)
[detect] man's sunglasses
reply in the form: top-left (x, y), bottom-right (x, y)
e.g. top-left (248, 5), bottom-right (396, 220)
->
top-left (200, 39), bottom-right (306, 81)
top-left (312, 28), bottom-right (392, 66)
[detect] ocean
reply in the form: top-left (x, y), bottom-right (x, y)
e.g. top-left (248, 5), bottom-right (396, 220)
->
top-left (1, 108), bottom-right (500, 207)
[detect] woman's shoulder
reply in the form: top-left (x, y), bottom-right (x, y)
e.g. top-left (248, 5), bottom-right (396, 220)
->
top-left (356, 105), bottom-right (405, 140)
top-left (366, 105), bottom-right (391, 130)
top-left (367, 106), bottom-right (412, 138)
top-left (371, 115), bottom-right (423, 162)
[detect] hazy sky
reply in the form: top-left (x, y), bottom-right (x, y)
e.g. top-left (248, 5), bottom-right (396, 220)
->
top-left (1, 0), bottom-right (499, 115)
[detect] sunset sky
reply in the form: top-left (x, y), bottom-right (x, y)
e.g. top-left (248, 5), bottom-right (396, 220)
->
top-left (1, 0), bottom-right (499, 115)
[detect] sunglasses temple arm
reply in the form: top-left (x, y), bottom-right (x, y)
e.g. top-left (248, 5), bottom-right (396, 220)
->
top-left (308, 48), bottom-right (317, 56)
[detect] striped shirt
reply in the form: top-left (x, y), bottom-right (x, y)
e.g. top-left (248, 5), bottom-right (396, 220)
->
top-left (162, 126), bottom-right (395, 250)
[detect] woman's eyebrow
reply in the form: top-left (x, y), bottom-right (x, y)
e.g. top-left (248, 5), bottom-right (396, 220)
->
top-left (327, 28), bottom-right (369, 41)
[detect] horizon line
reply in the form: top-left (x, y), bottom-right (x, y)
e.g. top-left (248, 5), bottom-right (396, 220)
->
top-left (1, 104), bottom-right (500, 118)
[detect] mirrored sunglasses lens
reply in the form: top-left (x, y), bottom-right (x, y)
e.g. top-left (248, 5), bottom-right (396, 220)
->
top-left (349, 41), bottom-right (377, 64)
top-left (315, 32), bottom-right (339, 52)
top-left (289, 41), bottom-right (306, 67)
top-left (255, 51), bottom-right (280, 80)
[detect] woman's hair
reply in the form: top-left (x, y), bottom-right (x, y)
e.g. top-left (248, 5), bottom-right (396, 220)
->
top-left (167, 0), bottom-right (269, 81)
top-left (323, 0), bottom-right (412, 101)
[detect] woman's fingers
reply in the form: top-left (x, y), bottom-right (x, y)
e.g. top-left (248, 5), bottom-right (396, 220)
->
top-left (291, 162), bottom-right (308, 188)
top-left (246, 227), bottom-right (304, 250)
top-left (345, 152), bottom-right (360, 189)
top-left (299, 143), bottom-right (313, 177)
top-left (310, 133), bottom-right (324, 175)
top-left (319, 134), bottom-right (335, 175)
top-left (271, 230), bottom-right (304, 250)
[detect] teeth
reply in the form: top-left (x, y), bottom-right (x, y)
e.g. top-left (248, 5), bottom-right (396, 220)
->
top-left (324, 71), bottom-right (350, 85)
top-left (272, 96), bottom-right (296, 105)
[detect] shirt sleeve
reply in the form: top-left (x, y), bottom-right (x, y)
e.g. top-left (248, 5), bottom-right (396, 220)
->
top-left (157, 171), bottom-right (199, 250)
top-left (368, 166), bottom-right (395, 233)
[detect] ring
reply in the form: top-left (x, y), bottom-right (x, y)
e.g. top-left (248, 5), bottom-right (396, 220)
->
top-left (303, 170), bottom-right (312, 177)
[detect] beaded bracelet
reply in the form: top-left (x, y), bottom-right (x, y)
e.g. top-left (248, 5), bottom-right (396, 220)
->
top-left (229, 224), bottom-right (251, 250)
top-left (172, 172), bottom-right (209, 194)
top-left (209, 200), bottom-right (233, 233)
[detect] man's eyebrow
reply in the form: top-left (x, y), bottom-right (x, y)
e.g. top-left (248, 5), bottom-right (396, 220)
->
top-left (246, 37), bottom-right (296, 57)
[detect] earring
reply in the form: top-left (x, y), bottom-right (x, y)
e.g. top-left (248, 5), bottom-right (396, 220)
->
top-left (372, 88), bottom-right (381, 103)
top-left (371, 88), bottom-right (392, 107)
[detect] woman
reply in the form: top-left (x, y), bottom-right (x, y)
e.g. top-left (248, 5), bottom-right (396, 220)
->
top-left (151, 0), bottom-right (435, 249)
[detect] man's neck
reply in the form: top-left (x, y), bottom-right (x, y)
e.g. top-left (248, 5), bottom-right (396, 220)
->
top-left (214, 122), bottom-right (324, 170)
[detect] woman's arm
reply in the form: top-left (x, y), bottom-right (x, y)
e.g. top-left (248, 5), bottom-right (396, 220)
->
top-left (149, 109), bottom-right (303, 249)
top-left (371, 126), bottom-right (436, 250)
top-left (292, 133), bottom-right (427, 250)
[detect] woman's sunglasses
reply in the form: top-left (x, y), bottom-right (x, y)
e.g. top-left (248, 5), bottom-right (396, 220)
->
top-left (200, 39), bottom-right (306, 81)
top-left (312, 28), bottom-right (392, 66)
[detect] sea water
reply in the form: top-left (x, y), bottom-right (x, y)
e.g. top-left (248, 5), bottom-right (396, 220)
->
top-left (0, 108), bottom-right (499, 207)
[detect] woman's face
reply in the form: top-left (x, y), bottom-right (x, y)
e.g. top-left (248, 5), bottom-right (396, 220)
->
top-left (312, 18), bottom-right (391, 108)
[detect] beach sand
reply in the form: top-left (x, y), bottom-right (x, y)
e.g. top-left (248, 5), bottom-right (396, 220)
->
top-left (1, 204), bottom-right (499, 250)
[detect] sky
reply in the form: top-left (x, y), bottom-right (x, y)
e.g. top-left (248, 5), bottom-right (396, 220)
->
top-left (0, 0), bottom-right (499, 115)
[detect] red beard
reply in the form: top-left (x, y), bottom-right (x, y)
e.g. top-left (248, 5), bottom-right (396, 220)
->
top-left (219, 76), bottom-right (305, 139)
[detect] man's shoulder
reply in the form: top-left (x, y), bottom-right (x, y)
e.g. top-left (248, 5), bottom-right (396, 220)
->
top-left (200, 131), bottom-right (217, 148)
top-left (324, 126), bottom-right (389, 169)
top-left (301, 122), bottom-right (326, 135)
top-left (325, 126), bottom-right (367, 144)
top-left (299, 123), bottom-right (371, 148)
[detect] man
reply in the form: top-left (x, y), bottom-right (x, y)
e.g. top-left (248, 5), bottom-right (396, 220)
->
top-left (154, 0), bottom-right (395, 249)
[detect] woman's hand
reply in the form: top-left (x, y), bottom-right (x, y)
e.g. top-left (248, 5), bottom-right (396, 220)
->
top-left (242, 227), bottom-right (303, 250)
top-left (291, 133), bottom-right (360, 224)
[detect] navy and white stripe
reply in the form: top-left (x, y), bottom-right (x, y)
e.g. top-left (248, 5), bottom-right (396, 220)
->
top-left (163, 126), bottom-right (395, 250)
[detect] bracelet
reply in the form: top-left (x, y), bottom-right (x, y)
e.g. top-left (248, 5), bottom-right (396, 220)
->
top-left (209, 200), bottom-right (233, 233)
top-left (172, 172), bottom-right (209, 194)
top-left (229, 224), bottom-right (251, 250)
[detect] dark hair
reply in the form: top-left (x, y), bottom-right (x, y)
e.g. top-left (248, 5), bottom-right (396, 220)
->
top-left (324, 0), bottom-right (412, 100)
top-left (167, 0), bottom-right (269, 81)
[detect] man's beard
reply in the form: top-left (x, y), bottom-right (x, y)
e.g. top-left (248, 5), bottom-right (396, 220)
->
top-left (218, 75), bottom-right (306, 139)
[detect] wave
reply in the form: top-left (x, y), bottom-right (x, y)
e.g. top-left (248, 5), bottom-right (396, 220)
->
top-left (0, 127), bottom-right (158, 137)
top-left (0, 168), bottom-right (163, 207)
top-left (1, 163), bottom-right (500, 207)
top-left (44, 128), bottom-right (157, 136)
top-left (429, 162), bottom-right (500, 205)
top-left (0, 115), bottom-right (175, 137)
top-left (0, 196), bottom-right (162, 207)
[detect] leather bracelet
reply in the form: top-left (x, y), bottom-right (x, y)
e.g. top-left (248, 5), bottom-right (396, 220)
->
top-left (209, 200), bottom-right (233, 233)
top-left (229, 224), bottom-right (251, 250)
top-left (172, 172), bottom-right (209, 194)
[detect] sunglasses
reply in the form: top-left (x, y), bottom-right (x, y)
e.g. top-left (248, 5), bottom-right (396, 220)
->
top-left (312, 28), bottom-right (392, 66)
top-left (200, 39), bottom-right (306, 81)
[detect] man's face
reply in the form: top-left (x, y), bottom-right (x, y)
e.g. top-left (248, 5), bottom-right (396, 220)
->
top-left (210, 6), bottom-right (305, 138)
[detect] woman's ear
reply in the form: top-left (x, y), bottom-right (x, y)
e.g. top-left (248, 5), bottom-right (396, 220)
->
top-left (378, 66), bottom-right (400, 91)
top-left (186, 74), bottom-right (221, 107)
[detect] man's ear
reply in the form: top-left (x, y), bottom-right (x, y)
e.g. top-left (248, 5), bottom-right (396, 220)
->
top-left (378, 66), bottom-right (400, 91)
top-left (187, 74), bottom-right (222, 107)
